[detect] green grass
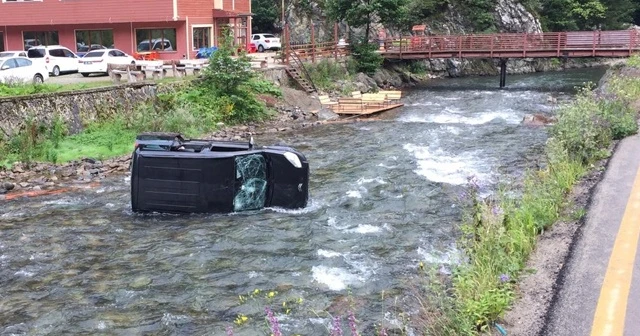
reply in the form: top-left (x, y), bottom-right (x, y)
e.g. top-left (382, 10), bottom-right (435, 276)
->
top-left (52, 122), bottom-right (137, 162)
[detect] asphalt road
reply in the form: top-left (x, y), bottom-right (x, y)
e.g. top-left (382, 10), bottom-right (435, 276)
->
top-left (545, 131), bottom-right (640, 336)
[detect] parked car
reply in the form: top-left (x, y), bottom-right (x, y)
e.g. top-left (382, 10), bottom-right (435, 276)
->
top-left (78, 49), bottom-right (136, 77)
top-left (76, 44), bottom-right (108, 57)
top-left (137, 39), bottom-right (173, 52)
top-left (251, 33), bottom-right (281, 52)
top-left (0, 56), bottom-right (49, 85)
top-left (27, 45), bottom-right (79, 77)
top-left (0, 51), bottom-right (28, 58)
top-left (130, 133), bottom-right (310, 214)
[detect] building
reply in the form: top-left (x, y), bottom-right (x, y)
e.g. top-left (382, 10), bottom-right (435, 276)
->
top-left (0, 0), bottom-right (252, 60)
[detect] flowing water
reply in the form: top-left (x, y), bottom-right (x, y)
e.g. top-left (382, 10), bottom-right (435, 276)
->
top-left (0, 68), bottom-right (606, 335)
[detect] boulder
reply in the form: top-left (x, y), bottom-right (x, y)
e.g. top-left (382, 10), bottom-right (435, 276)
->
top-left (522, 113), bottom-right (557, 126)
top-left (317, 107), bottom-right (339, 121)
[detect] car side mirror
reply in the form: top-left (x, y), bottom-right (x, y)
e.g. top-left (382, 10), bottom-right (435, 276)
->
top-left (0, 65), bottom-right (9, 71)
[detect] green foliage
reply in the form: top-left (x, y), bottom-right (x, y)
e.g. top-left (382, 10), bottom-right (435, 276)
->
top-left (539, 0), bottom-right (638, 31)
top-left (306, 59), bottom-right (353, 90)
top-left (325, 0), bottom-right (408, 39)
top-left (458, 0), bottom-right (498, 32)
top-left (351, 41), bottom-right (383, 75)
top-left (251, 0), bottom-right (280, 33)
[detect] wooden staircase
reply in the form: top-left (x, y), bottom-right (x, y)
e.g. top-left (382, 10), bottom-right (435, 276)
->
top-left (285, 52), bottom-right (317, 93)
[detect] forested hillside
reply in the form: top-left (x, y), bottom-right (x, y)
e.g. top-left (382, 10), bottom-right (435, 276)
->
top-left (251, 0), bottom-right (640, 35)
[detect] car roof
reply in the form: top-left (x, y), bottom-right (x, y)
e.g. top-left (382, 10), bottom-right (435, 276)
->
top-left (30, 45), bottom-right (71, 49)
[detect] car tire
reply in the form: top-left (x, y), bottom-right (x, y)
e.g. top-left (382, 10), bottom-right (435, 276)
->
top-left (52, 66), bottom-right (61, 77)
top-left (81, 73), bottom-right (90, 77)
top-left (33, 74), bottom-right (44, 85)
top-left (258, 45), bottom-right (265, 52)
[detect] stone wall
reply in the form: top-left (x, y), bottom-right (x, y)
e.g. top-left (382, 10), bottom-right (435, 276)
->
top-left (0, 82), bottom-right (183, 138)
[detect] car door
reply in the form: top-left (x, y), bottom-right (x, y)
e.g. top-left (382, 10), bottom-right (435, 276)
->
top-left (62, 48), bottom-right (79, 71)
top-left (0, 58), bottom-right (19, 84)
top-left (15, 58), bottom-right (35, 83)
top-left (232, 153), bottom-right (268, 212)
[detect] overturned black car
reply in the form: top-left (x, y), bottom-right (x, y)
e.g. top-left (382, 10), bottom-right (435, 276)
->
top-left (130, 133), bottom-right (309, 214)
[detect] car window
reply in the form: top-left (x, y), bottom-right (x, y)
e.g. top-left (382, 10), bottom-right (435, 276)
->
top-left (263, 34), bottom-right (276, 38)
top-left (49, 49), bottom-right (65, 57)
top-left (19, 52), bottom-right (26, 57)
top-left (84, 51), bottom-right (105, 58)
top-left (108, 50), bottom-right (117, 57)
top-left (253, 35), bottom-right (260, 40)
top-left (63, 49), bottom-right (76, 58)
top-left (114, 50), bottom-right (126, 57)
top-left (0, 52), bottom-right (13, 58)
top-left (1, 58), bottom-right (19, 69)
top-left (27, 49), bottom-right (45, 58)
top-left (16, 58), bottom-right (32, 67)
top-left (138, 42), bottom-right (150, 51)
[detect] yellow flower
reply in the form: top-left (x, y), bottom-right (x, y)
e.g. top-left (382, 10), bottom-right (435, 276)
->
top-left (282, 301), bottom-right (287, 307)
top-left (267, 291), bottom-right (277, 298)
top-left (234, 314), bottom-right (249, 325)
top-left (285, 308), bottom-right (291, 314)
top-left (297, 297), bottom-right (303, 304)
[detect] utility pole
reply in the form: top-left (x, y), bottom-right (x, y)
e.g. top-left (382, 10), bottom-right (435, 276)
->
top-left (281, 0), bottom-right (285, 29)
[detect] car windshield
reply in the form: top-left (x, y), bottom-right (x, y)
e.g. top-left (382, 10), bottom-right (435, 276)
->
top-left (84, 51), bottom-right (105, 58)
top-left (27, 49), bottom-right (45, 58)
top-left (0, 52), bottom-right (14, 58)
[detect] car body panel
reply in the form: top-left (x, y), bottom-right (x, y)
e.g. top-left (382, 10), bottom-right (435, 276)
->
top-left (0, 56), bottom-right (49, 84)
top-left (130, 133), bottom-right (309, 214)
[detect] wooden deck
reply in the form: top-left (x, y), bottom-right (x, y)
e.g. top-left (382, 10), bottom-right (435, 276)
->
top-left (332, 103), bottom-right (405, 115)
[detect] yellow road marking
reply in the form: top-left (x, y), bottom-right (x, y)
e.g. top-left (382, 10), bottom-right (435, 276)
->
top-left (590, 166), bottom-right (640, 336)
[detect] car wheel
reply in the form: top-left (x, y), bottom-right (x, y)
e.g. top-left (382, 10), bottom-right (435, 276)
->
top-left (81, 73), bottom-right (90, 77)
top-left (52, 66), bottom-right (61, 77)
top-left (33, 74), bottom-right (44, 84)
top-left (258, 45), bottom-right (265, 52)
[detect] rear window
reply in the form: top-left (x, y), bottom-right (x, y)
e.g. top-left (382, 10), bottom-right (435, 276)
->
top-left (263, 34), bottom-right (276, 38)
top-left (84, 51), bottom-right (105, 58)
top-left (0, 52), bottom-right (13, 58)
top-left (27, 49), bottom-right (45, 58)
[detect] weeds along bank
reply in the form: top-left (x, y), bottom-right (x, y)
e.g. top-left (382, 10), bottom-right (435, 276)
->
top-left (0, 40), bottom-right (286, 169)
top-left (420, 60), bottom-right (640, 335)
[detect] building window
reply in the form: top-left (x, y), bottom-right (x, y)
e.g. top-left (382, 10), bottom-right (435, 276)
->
top-left (23, 31), bottom-right (59, 51)
top-left (76, 30), bottom-right (114, 53)
top-left (0, 32), bottom-right (4, 52)
top-left (193, 27), bottom-right (212, 50)
top-left (136, 29), bottom-right (176, 52)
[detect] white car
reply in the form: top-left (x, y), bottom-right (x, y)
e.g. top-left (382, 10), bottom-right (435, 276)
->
top-left (251, 34), bottom-right (281, 52)
top-left (0, 56), bottom-right (49, 85)
top-left (0, 51), bottom-right (28, 58)
top-left (27, 45), bottom-right (79, 77)
top-left (78, 49), bottom-right (136, 76)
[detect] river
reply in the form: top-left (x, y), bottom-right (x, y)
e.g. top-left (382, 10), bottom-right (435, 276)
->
top-left (0, 68), bottom-right (606, 335)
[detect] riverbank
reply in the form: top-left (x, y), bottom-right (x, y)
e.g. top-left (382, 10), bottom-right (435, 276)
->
top-left (439, 62), bottom-right (640, 335)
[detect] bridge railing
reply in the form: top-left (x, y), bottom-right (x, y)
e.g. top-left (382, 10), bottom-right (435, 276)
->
top-left (382, 30), bottom-right (640, 57)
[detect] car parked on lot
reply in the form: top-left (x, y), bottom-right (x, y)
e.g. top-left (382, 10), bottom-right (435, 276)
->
top-left (251, 33), bottom-right (281, 52)
top-left (78, 49), bottom-right (136, 77)
top-left (0, 56), bottom-right (49, 85)
top-left (130, 133), bottom-right (310, 214)
top-left (137, 39), bottom-right (173, 51)
top-left (27, 45), bottom-right (79, 77)
top-left (0, 51), bottom-right (28, 58)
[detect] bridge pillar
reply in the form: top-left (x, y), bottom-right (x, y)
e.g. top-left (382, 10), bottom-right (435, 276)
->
top-left (499, 58), bottom-right (508, 88)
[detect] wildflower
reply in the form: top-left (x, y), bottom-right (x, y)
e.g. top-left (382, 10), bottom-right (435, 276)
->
top-left (234, 314), bottom-right (249, 326)
top-left (492, 205), bottom-right (503, 216)
top-left (499, 274), bottom-right (510, 283)
top-left (226, 325), bottom-right (234, 336)
top-left (348, 311), bottom-right (359, 336)
top-left (379, 326), bottom-right (388, 336)
top-left (265, 306), bottom-right (282, 336)
top-left (267, 291), bottom-right (277, 298)
top-left (331, 316), bottom-right (343, 336)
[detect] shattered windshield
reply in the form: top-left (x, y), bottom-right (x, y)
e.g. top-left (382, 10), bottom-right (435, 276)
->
top-left (233, 154), bottom-right (268, 211)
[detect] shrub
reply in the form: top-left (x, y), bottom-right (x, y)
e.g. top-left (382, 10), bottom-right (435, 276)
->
top-left (350, 41), bottom-right (383, 76)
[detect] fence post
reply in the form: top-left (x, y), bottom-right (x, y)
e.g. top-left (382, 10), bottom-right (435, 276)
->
top-left (311, 23), bottom-right (316, 63)
top-left (523, 33), bottom-right (527, 57)
top-left (284, 24), bottom-right (289, 65)
top-left (592, 30), bottom-right (597, 57)
top-left (334, 22), bottom-right (339, 61)
top-left (630, 29), bottom-right (635, 56)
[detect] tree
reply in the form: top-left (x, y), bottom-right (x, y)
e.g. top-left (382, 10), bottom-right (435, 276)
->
top-left (252, 0), bottom-right (280, 33)
top-left (325, 0), bottom-right (408, 40)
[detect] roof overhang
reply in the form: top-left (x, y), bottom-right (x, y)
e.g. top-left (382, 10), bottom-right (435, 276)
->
top-left (212, 9), bottom-right (253, 18)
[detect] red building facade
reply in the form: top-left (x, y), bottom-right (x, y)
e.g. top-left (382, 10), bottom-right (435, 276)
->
top-left (0, 0), bottom-right (252, 60)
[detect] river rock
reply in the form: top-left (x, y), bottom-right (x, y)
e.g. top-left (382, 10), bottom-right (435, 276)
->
top-left (317, 107), bottom-right (339, 121)
top-left (2, 182), bottom-right (15, 191)
top-left (522, 113), bottom-right (557, 126)
top-left (129, 276), bottom-right (152, 289)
